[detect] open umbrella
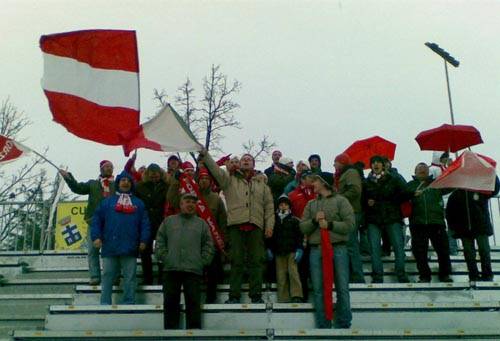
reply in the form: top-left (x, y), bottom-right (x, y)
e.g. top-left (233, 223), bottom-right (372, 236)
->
top-left (344, 136), bottom-right (396, 169)
top-left (415, 124), bottom-right (483, 153)
top-left (430, 151), bottom-right (496, 192)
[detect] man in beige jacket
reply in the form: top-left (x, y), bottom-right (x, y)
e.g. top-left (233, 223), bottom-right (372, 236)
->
top-left (200, 149), bottom-right (274, 304)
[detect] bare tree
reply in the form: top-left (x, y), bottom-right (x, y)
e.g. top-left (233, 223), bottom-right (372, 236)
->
top-left (200, 64), bottom-right (242, 151)
top-left (242, 135), bottom-right (277, 163)
top-left (175, 78), bottom-right (201, 137)
top-left (0, 98), bottom-right (53, 250)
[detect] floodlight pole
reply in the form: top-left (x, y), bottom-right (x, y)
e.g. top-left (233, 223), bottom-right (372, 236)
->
top-left (425, 42), bottom-right (460, 126)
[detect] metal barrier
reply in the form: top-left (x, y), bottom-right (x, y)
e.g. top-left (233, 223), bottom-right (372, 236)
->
top-left (0, 201), bottom-right (51, 251)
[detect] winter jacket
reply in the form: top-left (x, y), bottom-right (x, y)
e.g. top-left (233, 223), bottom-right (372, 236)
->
top-left (63, 174), bottom-right (115, 223)
top-left (134, 179), bottom-right (168, 233)
top-left (363, 171), bottom-right (406, 226)
top-left (336, 167), bottom-right (362, 214)
top-left (199, 187), bottom-right (228, 236)
top-left (91, 194), bottom-right (151, 257)
top-left (202, 153), bottom-right (275, 230)
top-left (267, 164), bottom-right (296, 204)
top-left (300, 193), bottom-right (355, 245)
top-left (284, 178), bottom-right (299, 195)
top-left (155, 214), bottom-right (214, 275)
top-left (445, 176), bottom-right (500, 238)
top-left (406, 177), bottom-right (448, 226)
top-left (288, 185), bottom-right (316, 218)
top-left (268, 213), bottom-right (303, 255)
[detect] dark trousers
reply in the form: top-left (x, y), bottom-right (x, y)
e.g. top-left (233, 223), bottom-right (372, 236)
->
top-left (141, 244), bottom-right (154, 285)
top-left (461, 235), bottom-right (493, 280)
top-left (410, 224), bottom-right (452, 281)
top-left (205, 252), bottom-right (223, 303)
top-left (228, 227), bottom-right (265, 300)
top-left (163, 271), bottom-right (202, 329)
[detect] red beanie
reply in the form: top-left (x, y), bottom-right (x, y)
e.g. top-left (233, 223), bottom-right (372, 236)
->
top-left (100, 160), bottom-right (113, 169)
top-left (334, 153), bottom-right (351, 166)
top-left (181, 161), bottom-right (195, 171)
top-left (198, 168), bottom-right (211, 179)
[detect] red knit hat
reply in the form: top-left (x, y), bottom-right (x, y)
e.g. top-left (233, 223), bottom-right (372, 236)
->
top-left (100, 160), bottom-right (113, 169)
top-left (181, 161), bottom-right (195, 171)
top-left (198, 168), bottom-right (211, 179)
top-left (334, 153), bottom-right (351, 166)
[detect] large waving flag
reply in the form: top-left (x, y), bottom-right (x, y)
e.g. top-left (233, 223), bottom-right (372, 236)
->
top-left (40, 30), bottom-right (140, 145)
top-left (0, 135), bottom-right (30, 165)
top-left (120, 104), bottom-right (202, 156)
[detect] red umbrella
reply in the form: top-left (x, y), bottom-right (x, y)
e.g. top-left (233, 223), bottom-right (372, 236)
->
top-left (344, 136), bottom-right (396, 169)
top-left (415, 124), bottom-right (483, 153)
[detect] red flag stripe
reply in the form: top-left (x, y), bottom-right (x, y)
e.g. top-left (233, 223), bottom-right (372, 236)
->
top-left (0, 136), bottom-right (26, 164)
top-left (44, 90), bottom-right (139, 145)
top-left (40, 30), bottom-right (139, 72)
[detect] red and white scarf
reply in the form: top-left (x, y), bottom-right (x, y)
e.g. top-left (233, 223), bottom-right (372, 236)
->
top-left (115, 193), bottom-right (136, 214)
top-left (99, 175), bottom-right (114, 198)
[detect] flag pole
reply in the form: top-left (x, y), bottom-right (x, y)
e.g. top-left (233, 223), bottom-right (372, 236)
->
top-left (18, 143), bottom-right (60, 171)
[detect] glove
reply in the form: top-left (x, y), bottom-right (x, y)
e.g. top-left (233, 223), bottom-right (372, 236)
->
top-left (266, 249), bottom-right (274, 261)
top-left (294, 249), bottom-right (304, 263)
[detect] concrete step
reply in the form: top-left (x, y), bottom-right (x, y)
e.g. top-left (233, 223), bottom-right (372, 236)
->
top-left (44, 302), bottom-right (500, 331)
top-left (0, 294), bottom-right (73, 316)
top-left (12, 328), bottom-right (500, 340)
top-left (0, 278), bottom-right (85, 294)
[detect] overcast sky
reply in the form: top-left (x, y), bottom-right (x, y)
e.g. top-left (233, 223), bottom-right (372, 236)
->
top-left (1, 0), bottom-right (500, 232)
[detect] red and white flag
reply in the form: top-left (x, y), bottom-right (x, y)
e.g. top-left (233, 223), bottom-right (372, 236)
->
top-left (120, 104), bottom-right (201, 156)
top-left (0, 135), bottom-right (30, 165)
top-left (40, 30), bottom-right (140, 145)
top-left (430, 150), bottom-right (497, 192)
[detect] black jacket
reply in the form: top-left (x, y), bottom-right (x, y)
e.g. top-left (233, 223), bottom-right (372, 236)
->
top-left (363, 171), bottom-right (406, 226)
top-left (134, 180), bottom-right (168, 233)
top-left (268, 213), bottom-right (303, 255)
top-left (445, 176), bottom-right (500, 238)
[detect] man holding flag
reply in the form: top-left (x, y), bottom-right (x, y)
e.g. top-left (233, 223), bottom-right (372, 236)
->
top-left (300, 172), bottom-right (355, 329)
top-left (60, 161), bottom-right (115, 285)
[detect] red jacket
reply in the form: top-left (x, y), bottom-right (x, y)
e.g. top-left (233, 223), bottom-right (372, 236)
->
top-left (289, 185), bottom-right (316, 219)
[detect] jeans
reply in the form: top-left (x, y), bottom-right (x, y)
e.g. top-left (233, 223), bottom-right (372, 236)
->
top-left (310, 245), bottom-right (351, 329)
top-left (87, 232), bottom-right (101, 281)
top-left (461, 235), bottom-right (493, 280)
top-left (368, 223), bottom-right (406, 281)
top-left (101, 256), bottom-right (137, 305)
top-left (410, 224), bottom-right (451, 281)
top-left (163, 271), bottom-right (202, 329)
top-left (347, 213), bottom-right (365, 283)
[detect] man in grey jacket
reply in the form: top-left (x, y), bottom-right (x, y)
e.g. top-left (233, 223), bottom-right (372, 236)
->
top-left (155, 193), bottom-right (214, 329)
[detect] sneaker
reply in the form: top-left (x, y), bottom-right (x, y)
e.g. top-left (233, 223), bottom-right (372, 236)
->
top-left (439, 276), bottom-right (453, 283)
top-left (480, 275), bottom-right (494, 282)
top-left (225, 297), bottom-right (240, 304)
top-left (251, 297), bottom-right (264, 304)
top-left (89, 278), bottom-right (101, 286)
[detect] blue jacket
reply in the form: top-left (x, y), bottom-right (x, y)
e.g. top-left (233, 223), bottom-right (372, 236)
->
top-left (91, 194), bottom-right (151, 257)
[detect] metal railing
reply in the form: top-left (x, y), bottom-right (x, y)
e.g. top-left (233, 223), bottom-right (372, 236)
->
top-left (0, 201), bottom-right (52, 251)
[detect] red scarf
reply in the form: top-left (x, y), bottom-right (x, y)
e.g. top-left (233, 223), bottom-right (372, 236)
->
top-left (178, 173), bottom-right (226, 254)
top-left (320, 229), bottom-right (334, 321)
top-left (114, 193), bottom-right (136, 213)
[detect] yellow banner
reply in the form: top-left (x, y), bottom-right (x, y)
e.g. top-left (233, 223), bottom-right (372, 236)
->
top-left (55, 201), bottom-right (88, 250)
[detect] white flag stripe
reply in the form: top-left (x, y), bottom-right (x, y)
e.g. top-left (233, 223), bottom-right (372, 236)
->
top-left (42, 53), bottom-right (139, 110)
top-left (144, 106), bottom-right (200, 152)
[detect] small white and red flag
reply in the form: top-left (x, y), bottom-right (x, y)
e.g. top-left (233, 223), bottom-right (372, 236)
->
top-left (120, 104), bottom-right (202, 156)
top-left (0, 135), bottom-right (30, 165)
top-left (430, 150), bottom-right (497, 193)
top-left (40, 29), bottom-right (140, 145)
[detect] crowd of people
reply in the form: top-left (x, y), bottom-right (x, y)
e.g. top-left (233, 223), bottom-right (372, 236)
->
top-left (60, 148), bottom-right (500, 330)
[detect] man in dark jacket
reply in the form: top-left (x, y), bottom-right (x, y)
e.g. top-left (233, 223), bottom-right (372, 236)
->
top-left (264, 150), bottom-right (283, 177)
top-left (446, 175), bottom-right (500, 281)
top-left (267, 157), bottom-right (296, 205)
top-left (156, 193), bottom-right (214, 329)
top-left (91, 171), bottom-right (151, 305)
top-left (60, 160), bottom-right (115, 285)
top-left (364, 156), bottom-right (409, 283)
top-left (406, 163), bottom-right (452, 283)
top-left (134, 163), bottom-right (168, 285)
top-left (267, 195), bottom-right (304, 303)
